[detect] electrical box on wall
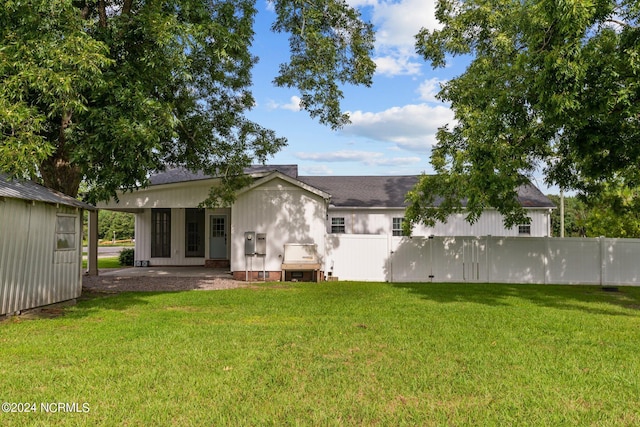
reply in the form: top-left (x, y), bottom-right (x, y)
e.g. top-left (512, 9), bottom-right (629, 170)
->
top-left (256, 233), bottom-right (266, 255)
top-left (244, 231), bottom-right (255, 255)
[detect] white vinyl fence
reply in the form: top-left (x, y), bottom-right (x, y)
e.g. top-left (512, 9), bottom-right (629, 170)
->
top-left (324, 235), bottom-right (640, 285)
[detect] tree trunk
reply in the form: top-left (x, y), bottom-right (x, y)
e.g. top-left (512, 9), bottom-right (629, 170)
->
top-left (39, 112), bottom-right (82, 198)
top-left (40, 155), bottom-right (82, 198)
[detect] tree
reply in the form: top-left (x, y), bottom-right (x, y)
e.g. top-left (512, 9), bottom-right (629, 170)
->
top-left (0, 0), bottom-right (375, 204)
top-left (405, 0), bottom-right (640, 231)
top-left (98, 210), bottom-right (135, 241)
top-left (546, 195), bottom-right (588, 237)
top-left (582, 181), bottom-right (640, 237)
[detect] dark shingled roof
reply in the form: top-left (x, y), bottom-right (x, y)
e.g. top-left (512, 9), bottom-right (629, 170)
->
top-left (0, 174), bottom-right (94, 210)
top-left (144, 166), bottom-right (555, 209)
top-left (298, 175), bottom-right (555, 208)
top-left (298, 176), bottom-right (420, 208)
top-left (148, 165), bottom-right (299, 186)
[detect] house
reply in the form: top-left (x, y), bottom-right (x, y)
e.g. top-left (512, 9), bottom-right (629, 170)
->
top-left (0, 174), bottom-right (94, 316)
top-left (95, 165), bottom-right (555, 281)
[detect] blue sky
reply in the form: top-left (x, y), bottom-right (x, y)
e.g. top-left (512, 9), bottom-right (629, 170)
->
top-left (245, 1), bottom-right (460, 175)
top-left (246, 0), bottom-right (557, 193)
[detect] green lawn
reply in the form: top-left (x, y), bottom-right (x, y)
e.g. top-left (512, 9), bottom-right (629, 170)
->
top-left (1, 282), bottom-right (639, 426)
top-left (81, 256), bottom-right (122, 269)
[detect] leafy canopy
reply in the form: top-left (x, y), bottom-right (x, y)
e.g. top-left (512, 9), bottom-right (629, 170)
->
top-left (0, 0), bottom-right (375, 203)
top-left (406, 0), bottom-right (640, 231)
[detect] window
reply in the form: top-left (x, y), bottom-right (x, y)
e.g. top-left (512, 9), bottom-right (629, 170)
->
top-left (392, 217), bottom-right (406, 236)
top-left (518, 224), bottom-right (531, 235)
top-left (151, 209), bottom-right (171, 257)
top-left (331, 217), bottom-right (345, 233)
top-left (185, 209), bottom-right (205, 257)
top-left (55, 215), bottom-right (76, 250)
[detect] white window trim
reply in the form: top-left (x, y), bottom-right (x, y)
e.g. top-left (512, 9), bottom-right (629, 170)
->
top-left (331, 217), bottom-right (346, 234)
top-left (55, 214), bottom-right (77, 251)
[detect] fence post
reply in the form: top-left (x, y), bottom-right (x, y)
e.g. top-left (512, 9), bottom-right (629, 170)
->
top-left (544, 236), bottom-right (549, 285)
top-left (599, 236), bottom-right (606, 286)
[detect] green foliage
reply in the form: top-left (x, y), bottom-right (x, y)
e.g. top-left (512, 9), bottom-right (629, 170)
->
top-left (583, 181), bottom-right (640, 238)
top-left (0, 0), bottom-right (112, 182)
top-left (548, 186), bottom-right (640, 237)
top-left (407, 0), bottom-right (640, 230)
top-left (0, 0), bottom-right (375, 203)
top-left (98, 210), bottom-right (135, 240)
top-left (118, 248), bottom-right (135, 266)
top-left (271, 0), bottom-right (376, 129)
top-left (547, 195), bottom-right (588, 237)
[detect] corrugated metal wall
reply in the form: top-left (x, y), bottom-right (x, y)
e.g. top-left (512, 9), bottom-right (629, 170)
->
top-left (1, 200), bottom-right (82, 315)
top-left (326, 234), bottom-right (640, 285)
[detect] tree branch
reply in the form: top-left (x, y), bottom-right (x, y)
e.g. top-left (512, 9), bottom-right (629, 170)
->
top-left (98, 0), bottom-right (108, 27)
top-left (606, 18), bottom-right (637, 29)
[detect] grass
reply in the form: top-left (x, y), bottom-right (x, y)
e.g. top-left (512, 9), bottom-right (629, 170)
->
top-left (1, 282), bottom-right (639, 426)
top-left (81, 256), bottom-right (122, 269)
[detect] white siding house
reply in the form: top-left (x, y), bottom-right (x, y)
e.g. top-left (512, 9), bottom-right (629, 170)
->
top-left (96, 165), bottom-right (555, 281)
top-left (1, 174), bottom-right (93, 316)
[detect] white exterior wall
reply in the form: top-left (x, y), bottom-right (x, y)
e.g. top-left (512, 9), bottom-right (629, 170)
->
top-left (134, 210), bottom-right (151, 261)
top-left (133, 207), bottom-right (230, 266)
top-left (1, 200), bottom-right (83, 316)
top-left (98, 180), bottom-right (215, 210)
top-left (328, 208), bottom-right (551, 237)
top-left (231, 177), bottom-right (327, 273)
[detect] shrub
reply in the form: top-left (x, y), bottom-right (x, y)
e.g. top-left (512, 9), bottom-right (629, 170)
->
top-left (119, 248), bottom-right (135, 266)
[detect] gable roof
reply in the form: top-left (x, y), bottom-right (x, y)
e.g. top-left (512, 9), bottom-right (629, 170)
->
top-left (142, 166), bottom-right (555, 209)
top-left (237, 171), bottom-right (331, 200)
top-left (0, 174), bottom-right (94, 210)
top-left (298, 175), bottom-right (555, 209)
top-left (149, 165), bottom-right (299, 186)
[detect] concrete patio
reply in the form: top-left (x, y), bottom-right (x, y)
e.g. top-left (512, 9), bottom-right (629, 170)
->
top-left (96, 267), bottom-right (234, 278)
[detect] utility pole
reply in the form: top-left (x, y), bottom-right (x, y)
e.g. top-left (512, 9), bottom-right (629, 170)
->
top-left (560, 189), bottom-right (565, 238)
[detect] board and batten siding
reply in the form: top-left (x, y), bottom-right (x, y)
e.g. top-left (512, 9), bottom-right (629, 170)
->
top-left (328, 208), bottom-right (551, 237)
top-left (133, 207), bottom-right (230, 266)
top-left (1, 200), bottom-right (82, 316)
top-left (99, 180), bottom-right (215, 210)
top-left (231, 177), bottom-right (327, 273)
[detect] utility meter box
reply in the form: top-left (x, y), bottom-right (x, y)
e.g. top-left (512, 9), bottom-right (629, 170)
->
top-left (256, 233), bottom-right (267, 255)
top-left (244, 231), bottom-right (256, 255)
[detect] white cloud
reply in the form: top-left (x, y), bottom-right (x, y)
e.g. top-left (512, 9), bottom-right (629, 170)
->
top-left (346, 0), bottom-right (378, 7)
top-left (266, 96), bottom-right (302, 112)
top-left (295, 150), bottom-right (421, 167)
top-left (300, 164), bottom-right (335, 175)
top-left (343, 103), bottom-right (454, 152)
top-left (367, 0), bottom-right (441, 76)
top-left (264, 0), bottom-right (275, 12)
top-left (417, 77), bottom-right (446, 103)
top-left (373, 0), bottom-right (439, 51)
top-left (375, 54), bottom-right (422, 77)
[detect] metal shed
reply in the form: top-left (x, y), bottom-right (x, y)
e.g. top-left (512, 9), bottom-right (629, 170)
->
top-left (0, 174), bottom-right (94, 316)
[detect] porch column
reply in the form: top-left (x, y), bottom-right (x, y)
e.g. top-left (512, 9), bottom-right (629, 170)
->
top-left (87, 209), bottom-right (99, 276)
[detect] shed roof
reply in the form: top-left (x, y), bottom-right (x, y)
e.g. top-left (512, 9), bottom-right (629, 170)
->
top-left (0, 174), bottom-right (94, 210)
top-left (298, 175), bottom-right (555, 209)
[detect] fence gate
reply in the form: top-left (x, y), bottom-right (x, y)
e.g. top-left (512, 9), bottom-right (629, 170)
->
top-left (462, 238), bottom-right (484, 282)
